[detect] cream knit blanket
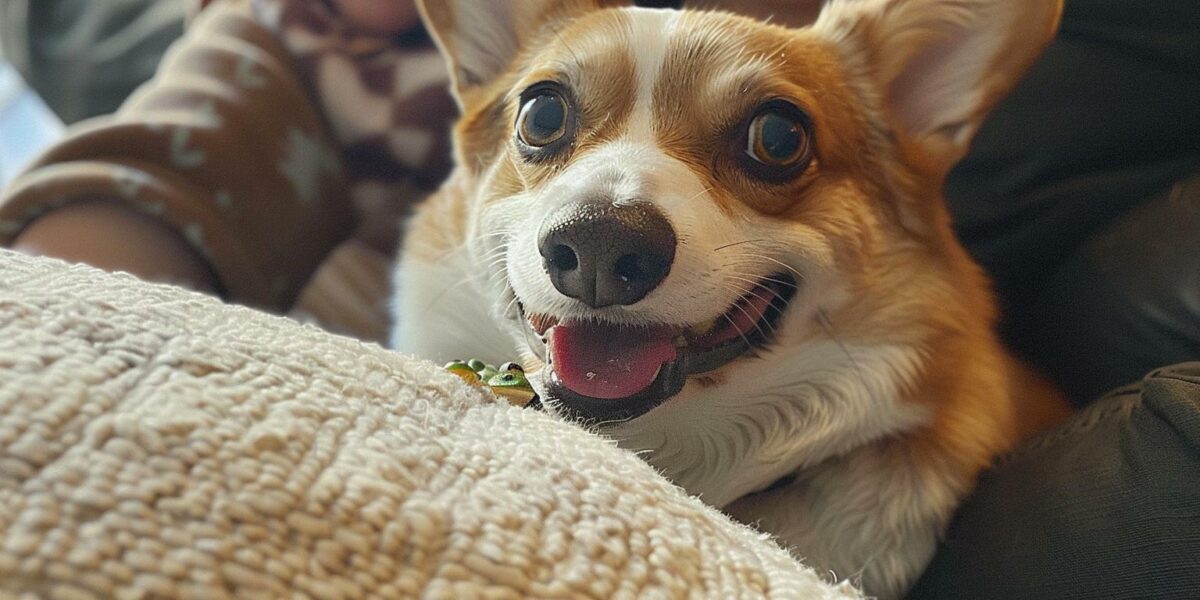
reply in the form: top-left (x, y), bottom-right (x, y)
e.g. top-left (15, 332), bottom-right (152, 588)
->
top-left (0, 251), bottom-right (859, 599)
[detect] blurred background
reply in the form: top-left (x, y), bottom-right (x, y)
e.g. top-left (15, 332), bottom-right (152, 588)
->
top-left (0, 0), bottom-right (186, 186)
top-left (0, 61), bottom-right (62, 186)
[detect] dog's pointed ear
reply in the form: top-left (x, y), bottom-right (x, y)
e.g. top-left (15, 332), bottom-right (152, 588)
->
top-left (418, 0), bottom-right (620, 106)
top-left (816, 0), bottom-right (1063, 177)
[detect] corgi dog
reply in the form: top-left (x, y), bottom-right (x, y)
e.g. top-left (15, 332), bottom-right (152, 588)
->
top-left (393, 0), bottom-right (1069, 596)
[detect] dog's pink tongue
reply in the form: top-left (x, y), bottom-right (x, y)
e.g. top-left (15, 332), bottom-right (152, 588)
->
top-left (549, 322), bottom-right (677, 399)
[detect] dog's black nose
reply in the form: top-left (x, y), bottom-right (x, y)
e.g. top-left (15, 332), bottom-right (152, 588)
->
top-left (538, 201), bottom-right (676, 308)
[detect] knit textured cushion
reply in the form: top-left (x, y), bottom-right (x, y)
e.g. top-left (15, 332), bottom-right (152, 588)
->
top-left (0, 250), bottom-right (859, 599)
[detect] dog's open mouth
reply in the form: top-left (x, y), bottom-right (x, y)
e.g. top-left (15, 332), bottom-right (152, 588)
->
top-left (522, 273), bottom-right (796, 422)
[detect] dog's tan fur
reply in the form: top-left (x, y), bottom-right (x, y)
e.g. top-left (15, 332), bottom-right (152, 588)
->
top-left (394, 1), bottom-right (1069, 596)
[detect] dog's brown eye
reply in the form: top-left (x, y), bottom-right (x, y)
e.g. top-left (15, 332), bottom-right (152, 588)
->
top-left (517, 92), bottom-right (568, 147)
top-left (746, 107), bottom-right (810, 167)
top-left (739, 102), bottom-right (813, 182)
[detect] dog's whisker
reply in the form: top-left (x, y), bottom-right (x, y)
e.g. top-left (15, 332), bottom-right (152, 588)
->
top-left (417, 278), bottom-right (479, 318)
top-left (431, 240), bottom-right (479, 262)
top-left (731, 253), bottom-right (806, 282)
top-left (683, 185), bottom-right (715, 204)
top-left (481, 251), bottom-right (508, 267)
top-left (517, 307), bottom-right (545, 353)
top-left (432, 229), bottom-right (514, 261)
top-left (711, 279), bottom-right (777, 339)
top-left (720, 281), bottom-right (783, 338)
top-left (756, 276), bottom-right (799, 289)
top-left (478, 242), bottom-right (510, 260)
top-left (476, 244), bottom-right (513, 290)
top-left (726, 273), bottom-right (798, 292)
top-left (712, 239), bottom-right (769, 252)
top-left (714, 250), bottom-right (802, 272)
top-left (480, 248), bottom-right (508, 263)
top-left (722, 277), bottom-right (778, 305)
top-left (481, 255), bottom-right (510, 274)
top-left (717, 310), bottom-right (759, 354)
top-left (466, 231), bottom-right (514, 246)
top-left (721, 284), bottom-right (784, 336)
top-left (587, 411), bottom-right (638, 430)
top-left (500, 292), bottom-right (523, 324)
top-left (816, 309), bottom-right (873, 401)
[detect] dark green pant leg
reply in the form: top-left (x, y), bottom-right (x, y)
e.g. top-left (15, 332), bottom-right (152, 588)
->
top-left (1021, 174), bottom-right (1200, 402)
top-left (908, 363), bottom-right (1200, 600)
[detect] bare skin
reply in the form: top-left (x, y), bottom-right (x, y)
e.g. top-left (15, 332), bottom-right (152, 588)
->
top-left (11, 200), bottom-right (218, 294)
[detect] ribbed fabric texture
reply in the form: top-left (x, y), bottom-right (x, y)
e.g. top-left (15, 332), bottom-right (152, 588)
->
top-left (0, 250), bottom-right (861, 600)
top-left (910, 364), bottom-right (1200, 599)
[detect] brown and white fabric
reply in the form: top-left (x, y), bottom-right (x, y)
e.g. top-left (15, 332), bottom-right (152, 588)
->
top-left (1, 2), bottom-right (355, 311)
top-left (0, 0), bottom-right (455, 320)
top-left (251, 0), bottom-right (456, 252)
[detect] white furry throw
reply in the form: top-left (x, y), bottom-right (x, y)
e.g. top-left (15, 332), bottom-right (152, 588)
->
top-left (0, 251), bottom-right (859, 599)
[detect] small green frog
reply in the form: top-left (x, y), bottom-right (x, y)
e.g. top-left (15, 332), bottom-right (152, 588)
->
top-left (443, 359), bottom-right (541, 409)
top-left (485, 362), bottom-right (540, 408)
top-left (444, 359), bottom-right (481, 385)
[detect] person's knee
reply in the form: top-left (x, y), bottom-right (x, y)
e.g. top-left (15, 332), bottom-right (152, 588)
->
top-left (909, 363), bottom-right (1200, 599)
